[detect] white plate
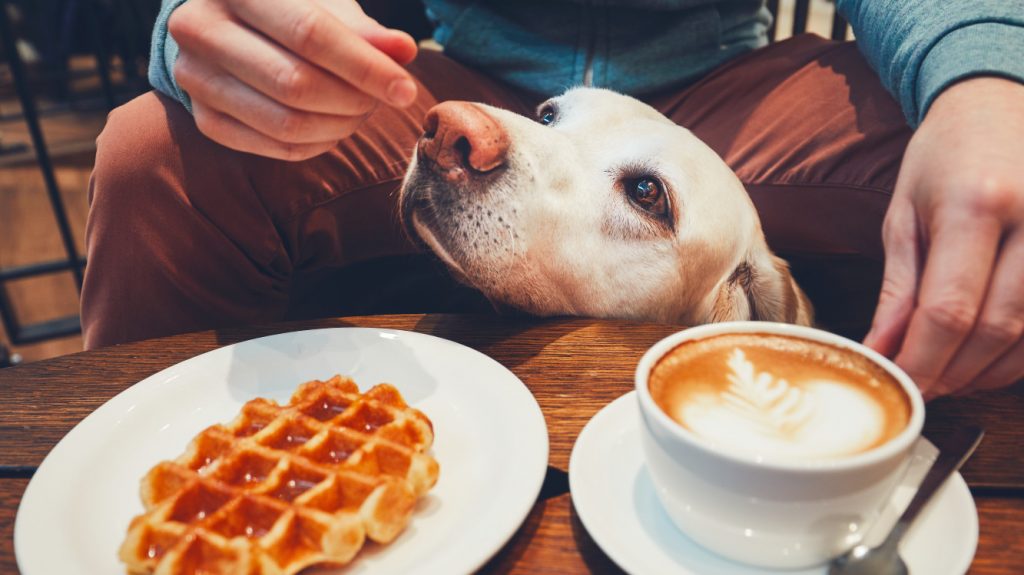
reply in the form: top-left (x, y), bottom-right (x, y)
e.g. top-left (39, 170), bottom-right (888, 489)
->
top-left (16, 328), bottom-right (549, 575)
top-left (569, 392), bottom-right (978, 575)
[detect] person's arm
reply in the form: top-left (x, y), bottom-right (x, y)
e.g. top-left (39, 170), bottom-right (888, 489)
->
top-left (838, 0), bottom-right (1024, 398)
top-left (145, 0), bottom-right (419, 161)
top-left (837, 0), bottom-right (1024, 126)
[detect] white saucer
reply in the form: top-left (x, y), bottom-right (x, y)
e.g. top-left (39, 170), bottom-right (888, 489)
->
top-left (569, 392), bottom-right (978, 575)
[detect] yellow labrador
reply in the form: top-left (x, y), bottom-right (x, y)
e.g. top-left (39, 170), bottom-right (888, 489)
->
top-left (399, 87), bottom-right (812, 326)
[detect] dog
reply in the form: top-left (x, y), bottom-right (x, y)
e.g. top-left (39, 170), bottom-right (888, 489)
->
top-left (399, 87), bottom-right (812, 326)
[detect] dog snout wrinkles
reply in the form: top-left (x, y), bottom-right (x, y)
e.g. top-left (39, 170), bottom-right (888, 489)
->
top-left (419, 102), bottom-right (510, 180)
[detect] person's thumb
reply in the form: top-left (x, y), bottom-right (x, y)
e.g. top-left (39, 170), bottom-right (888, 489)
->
top-left (864, 194), bottom-right (922, 357)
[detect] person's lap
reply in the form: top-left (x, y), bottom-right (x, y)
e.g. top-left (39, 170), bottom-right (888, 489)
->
top-left (81, 34), bottom-right (911, 349)
top-left (656, 34), bottom-right (912, 338)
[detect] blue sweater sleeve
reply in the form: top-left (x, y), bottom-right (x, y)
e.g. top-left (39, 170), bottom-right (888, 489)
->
top-left (837, 0), bottom-right (1024, 127)
top-left (148, 0), bottom-right (192, 112)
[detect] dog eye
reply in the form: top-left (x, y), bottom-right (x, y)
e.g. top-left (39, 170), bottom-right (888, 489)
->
top-left (626, 177), bottom-right (668, 217)
top-left (537, 104), bottom-right (556, 126)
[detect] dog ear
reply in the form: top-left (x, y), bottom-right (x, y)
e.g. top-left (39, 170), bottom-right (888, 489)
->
top-left (707, 255), bottom-right (813, 325)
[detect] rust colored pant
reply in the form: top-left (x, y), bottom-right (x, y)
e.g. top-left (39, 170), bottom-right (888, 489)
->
top-left (81, 35), bottom-right (911, 349)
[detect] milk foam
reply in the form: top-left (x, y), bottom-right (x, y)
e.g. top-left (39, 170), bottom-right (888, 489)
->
top-left (675, 349), bottom-right (887, 461)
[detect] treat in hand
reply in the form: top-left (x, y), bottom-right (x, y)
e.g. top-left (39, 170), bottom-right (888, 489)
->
top-left (119, 376), bottom-right (439, 574)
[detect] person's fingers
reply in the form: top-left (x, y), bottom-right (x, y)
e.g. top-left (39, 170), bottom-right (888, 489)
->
top-left (363, 29), bottom-right (418, 66)
top-left (192, 101), bottom-right (338, 161)
top-left (863, 195), bottom-right (921, 358)
top-left (312, 0), bottom-right (418, 65)
top-left (176, 51), bottom-right (371, 144)
top-left (227, 0), bottom-right (417, 106)
top-left (893, 208), bottom-right (1002, 394)
top-left (970, 341), bottom-right (1024, 396)
top-left (969, 337), bottom-right (1024, 392)
top-left (935, 230), bottom-right (1024, 395)
top-left (171, 16), bottom-right (379, 116)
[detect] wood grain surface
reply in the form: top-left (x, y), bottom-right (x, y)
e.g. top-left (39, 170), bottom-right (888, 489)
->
top-left (2, 314), bottom-right (1022, 573)
top-left (0, 480), bottom-right (29, 575)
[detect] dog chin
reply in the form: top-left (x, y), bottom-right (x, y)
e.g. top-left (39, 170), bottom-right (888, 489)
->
top-left (405, 194), bottom-right (560, 317)
top-left (409, 211), bottom-right (471, 282)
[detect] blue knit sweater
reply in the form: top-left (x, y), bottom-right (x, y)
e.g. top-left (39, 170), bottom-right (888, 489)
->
top-left (148, 0), bottom-right (1024, 127)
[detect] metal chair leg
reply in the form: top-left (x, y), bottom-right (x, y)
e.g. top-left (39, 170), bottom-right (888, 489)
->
top-left (831, 9), bottom-right (849, 41)
top-left (0, 0), bottom-right (86, 289)
top-left (792, 0), bottom-right (810, 36)
top-left (0, 342), bottom-right (21, 368)
top-left (84, 0), bottom-right (117, 110)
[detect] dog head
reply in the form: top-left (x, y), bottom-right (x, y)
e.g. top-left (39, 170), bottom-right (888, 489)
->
top-left (399, 87), bottom-right (811, 326)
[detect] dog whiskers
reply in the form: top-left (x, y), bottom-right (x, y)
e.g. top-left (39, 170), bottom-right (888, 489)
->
top-left (506, 225), bottom-right (518, 257)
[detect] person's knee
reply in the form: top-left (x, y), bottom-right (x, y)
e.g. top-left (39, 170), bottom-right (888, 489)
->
top-left (83, 91), bottom-right (293, 346)
top-left (90, 91), bottom-right (192, 207)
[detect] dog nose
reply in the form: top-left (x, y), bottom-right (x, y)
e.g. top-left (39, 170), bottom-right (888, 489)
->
top-left (419, 101), bottom-right (509, 177)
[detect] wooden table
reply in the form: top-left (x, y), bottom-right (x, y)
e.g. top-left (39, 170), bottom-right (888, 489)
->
top-left (2, 314), bottom-right (1022, 573)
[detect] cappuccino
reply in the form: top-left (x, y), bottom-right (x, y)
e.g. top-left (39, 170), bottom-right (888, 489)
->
top-left (648, 333), bottom-right (911, 462)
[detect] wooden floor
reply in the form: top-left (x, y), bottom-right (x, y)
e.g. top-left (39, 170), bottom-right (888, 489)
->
top-left (0, 113), bottom-right (103, 363)
top-left (0, 3), bottom-right (840, 365)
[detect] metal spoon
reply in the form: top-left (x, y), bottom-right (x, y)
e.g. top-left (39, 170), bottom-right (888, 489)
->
top-left (828, 425), bottom-right (984, 575)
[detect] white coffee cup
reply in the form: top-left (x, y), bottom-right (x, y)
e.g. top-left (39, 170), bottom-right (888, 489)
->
top-left (635, 321), bottom-right (925, 569)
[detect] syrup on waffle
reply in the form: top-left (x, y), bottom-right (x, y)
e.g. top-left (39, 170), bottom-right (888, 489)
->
top-left (119, 375), bottom-right (439, 574)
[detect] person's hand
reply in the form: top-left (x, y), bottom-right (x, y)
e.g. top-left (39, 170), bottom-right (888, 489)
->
top-left (864, 77), bottom-right (1024, 399)
top-left (168, 0), bottom-right (418, 160)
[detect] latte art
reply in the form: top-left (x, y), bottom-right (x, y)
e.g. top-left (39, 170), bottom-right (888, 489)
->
top-left (649, 333), bottom-right (911, 462)
top-left (720, 349), bottom-right (814, 435)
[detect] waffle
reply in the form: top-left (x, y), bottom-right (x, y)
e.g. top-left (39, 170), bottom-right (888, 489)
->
top-left (119, 375), bottom-right (439, 575)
